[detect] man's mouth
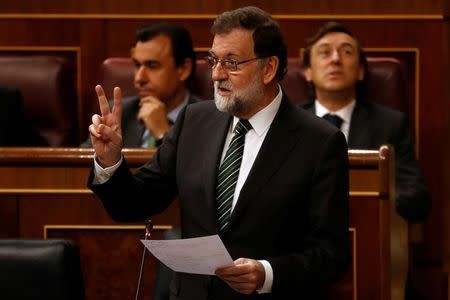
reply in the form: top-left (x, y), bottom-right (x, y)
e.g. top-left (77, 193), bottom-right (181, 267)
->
top-left (215, 82), bottom-right (232, 96)
top-left (137, 88), bottom-right (153, 97)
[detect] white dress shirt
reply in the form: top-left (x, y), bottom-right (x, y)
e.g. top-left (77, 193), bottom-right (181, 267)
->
top-left (218, 87), bottom-right (282, 293)
top-left (315, 99), bottom-right (356, 141)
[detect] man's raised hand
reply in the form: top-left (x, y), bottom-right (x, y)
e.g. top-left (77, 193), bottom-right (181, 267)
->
top-left (89, 85), bottom-right (123, 167)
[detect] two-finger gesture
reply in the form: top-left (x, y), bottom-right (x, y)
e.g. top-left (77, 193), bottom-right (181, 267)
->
top-left (89, 85), bottom-right (123, 167)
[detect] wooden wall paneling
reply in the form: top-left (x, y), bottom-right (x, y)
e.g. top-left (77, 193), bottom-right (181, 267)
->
top-left (79, 20), bottom-right (107, 142)
top-left (442, 11), bottom-right (450, 299)
top-left (45, 225), bottom-right (172, 300)
top-left (0, 147), bottom-right (404, 300)
top-left (0, 0), bottom-right (444, 14)
top-left (0, 195), bottom-right (18, 238)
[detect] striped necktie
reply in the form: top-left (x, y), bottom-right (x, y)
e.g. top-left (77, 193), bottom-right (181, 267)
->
top-left (216, 119), bottom-right (252, 233)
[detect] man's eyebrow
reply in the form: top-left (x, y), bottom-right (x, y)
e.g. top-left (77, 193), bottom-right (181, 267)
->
top-left (339, 42), bottom-right (357, 48)
top-left (132, 58), bottom-right (159, 65)
top-left (208, 50), bottom-right (239, 59)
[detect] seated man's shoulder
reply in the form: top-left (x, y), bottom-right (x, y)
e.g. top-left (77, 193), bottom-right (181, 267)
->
top-left (361, 100), bottom-right (405, 120)
top-left (188, 94), bottom-right (204, 104)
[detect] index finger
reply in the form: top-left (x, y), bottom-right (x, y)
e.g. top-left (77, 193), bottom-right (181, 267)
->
top-left (95, 85), bottom-right (111, 117)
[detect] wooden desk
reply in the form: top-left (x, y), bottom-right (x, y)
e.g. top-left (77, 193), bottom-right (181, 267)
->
top-left (0, 146), bottom-right (407, 300)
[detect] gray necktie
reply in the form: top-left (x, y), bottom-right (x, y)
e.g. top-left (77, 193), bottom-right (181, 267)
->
top-left (216, 119), bottom-right (252, 233)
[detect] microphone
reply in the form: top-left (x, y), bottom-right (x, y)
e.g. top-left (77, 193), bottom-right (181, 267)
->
top-left (134, 219), bottom-right (153, 300)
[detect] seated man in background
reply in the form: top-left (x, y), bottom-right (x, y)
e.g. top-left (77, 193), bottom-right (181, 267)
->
top-left (0, 86), bottom-right (48, 146)
top-left (82, 23), bottom-right (202, 147)
top-left (301, 21), bottom-right (431, 223)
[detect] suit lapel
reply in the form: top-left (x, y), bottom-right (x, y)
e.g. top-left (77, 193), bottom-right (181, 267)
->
top-left (201, 110), bottom-right (232, 233)
top-left (347, 102), bottom-right (371, 148)
top-left (227, 97), bottom-right (302, 230)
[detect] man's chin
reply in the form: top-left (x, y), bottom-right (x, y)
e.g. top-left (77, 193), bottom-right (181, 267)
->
top-left (214, 94), bottom-right (232, 113)
top-left (138, 91), bottom-right (155, 98)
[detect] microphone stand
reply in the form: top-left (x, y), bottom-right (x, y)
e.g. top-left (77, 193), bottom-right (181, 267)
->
top-left (134, 219), bottom-right (153, 300)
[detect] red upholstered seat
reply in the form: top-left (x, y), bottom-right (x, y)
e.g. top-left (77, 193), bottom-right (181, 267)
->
top-left (98, 56), bottom-right (407, 112)
top-left (0, 56), bottom-right (78, 146)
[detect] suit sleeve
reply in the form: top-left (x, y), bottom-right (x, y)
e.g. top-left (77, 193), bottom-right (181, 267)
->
top-left (392, 115), bottom-right (431, 222)
top-left (269, 130), bottom-right (350, 295)
top-left (87, 106), bottom-right (187, 222)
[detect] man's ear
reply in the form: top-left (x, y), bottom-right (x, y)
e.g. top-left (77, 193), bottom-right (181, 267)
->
top-left (262, 56), bottom-right (279, 84)
top-left (304, 67), bottom-right (312, 82)
top-left (178, 58), bottom-right (193, 82)
top-left (358, 64), bottom-right (365, 81)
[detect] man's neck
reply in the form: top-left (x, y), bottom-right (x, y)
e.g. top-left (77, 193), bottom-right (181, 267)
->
top-left (241, 83), bottom-right (279, 119)
top-left (315, 89), bottom-right (355, 112)
top-left (165, 87), bottom-right (188, 112)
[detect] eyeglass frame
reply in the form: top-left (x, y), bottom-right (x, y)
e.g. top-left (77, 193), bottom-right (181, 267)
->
top-left (205, 55), bottom-right (266, 72)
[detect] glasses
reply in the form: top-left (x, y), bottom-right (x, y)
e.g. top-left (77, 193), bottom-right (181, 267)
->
top-left (205, 56), bottom-right (262, 72)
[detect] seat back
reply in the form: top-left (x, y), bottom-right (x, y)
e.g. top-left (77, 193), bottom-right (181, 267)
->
top-left (0, 56), bottom-right (78, 146)
top-left (98, 56), bottom-right (408, 113)
top-left (0, 239), bottom-right (85, 300)
top-left (99, 57), bottom-right (136, 101)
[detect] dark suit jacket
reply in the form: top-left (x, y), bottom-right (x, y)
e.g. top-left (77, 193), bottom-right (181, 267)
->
top-left (81, 94), bottom-right (201, 147)
top-left (0, 87), bottom-right (48, 146)
top-left (89, 97), bottom-right (350, 299)
top-left (303, 100), bottom-right (431, 222)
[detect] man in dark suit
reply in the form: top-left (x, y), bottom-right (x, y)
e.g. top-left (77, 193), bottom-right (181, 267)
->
top-left (82, 23), bottom-right (201, 147)
top-left (88, 7), bottom-right (349, 299)
top-left (0, 86), bottom-right (47, 146)
top-left (302, 21), bottom-right (430, 223)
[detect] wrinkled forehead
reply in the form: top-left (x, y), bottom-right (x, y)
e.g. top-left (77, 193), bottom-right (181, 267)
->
top-left (313, 32), bottom-right (359, 49)
top-left (211, 28), bottom-right (255, 58)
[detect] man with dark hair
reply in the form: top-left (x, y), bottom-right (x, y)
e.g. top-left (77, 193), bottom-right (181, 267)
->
top-left (0, 86), bottom-right (48, 146)
top-left (88, 7), bottom-right (349, 299)
top-left (83, 23), bottom-right (200, 147)
top-left (302, 21), bottom-right (430, 223)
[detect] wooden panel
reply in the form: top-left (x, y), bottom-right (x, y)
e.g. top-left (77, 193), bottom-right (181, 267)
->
top-left (0, 146), bottom-right (406, 300)
top-left (0, 0), bottom-right (443, 14)
top-left (46, 226), bottom-right (171, 300)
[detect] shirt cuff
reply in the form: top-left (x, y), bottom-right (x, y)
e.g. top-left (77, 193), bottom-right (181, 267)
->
top-left (92, 154), bottom-right (123, 184)
top-left (257, 260), bottom-right (273, 294)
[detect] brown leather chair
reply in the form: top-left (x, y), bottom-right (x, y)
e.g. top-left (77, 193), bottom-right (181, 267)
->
top-left (0, 239), bottom-right (85, 300)
top-left (98, 56), bottom-right (407, 111)
top-left (99, 57), bottom-right (136, 101)
top-left (0, 56), bottom-right (78, 146)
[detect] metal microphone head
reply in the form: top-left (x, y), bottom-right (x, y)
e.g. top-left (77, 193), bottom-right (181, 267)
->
top-left (144, 219), bottom-right (153, 239)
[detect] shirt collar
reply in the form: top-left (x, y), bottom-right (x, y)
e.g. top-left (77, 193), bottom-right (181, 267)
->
top-left (314, 99), bottom-right (356, 125)
top-left (231, 85), bottom-right (283, 136)
top-left (167, 92), bottom-right (190, 123)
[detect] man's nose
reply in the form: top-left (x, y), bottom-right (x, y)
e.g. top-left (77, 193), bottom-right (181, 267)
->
top-left (330, 49), bottom-right (341, 62)
top-left (211, 63), bottom-right (229, 82)
top-left (134, 66), bottom-right (147, 83)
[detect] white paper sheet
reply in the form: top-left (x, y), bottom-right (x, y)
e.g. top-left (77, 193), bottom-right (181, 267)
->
top-left (141, 234), bottom-right (234, 275)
